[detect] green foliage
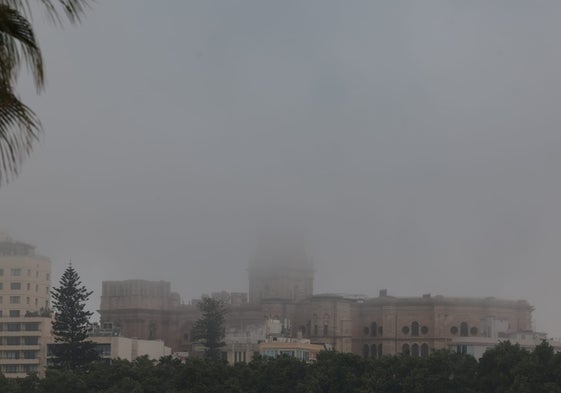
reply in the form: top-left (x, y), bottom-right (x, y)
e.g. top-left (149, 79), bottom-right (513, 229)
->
top-left (0, 0), bottom-right (92, 184)
top-left (190, 297), bottom-right (227, 360)
top-left (3, 342), bottom-right (561, 392)
top-left (50, 264), bottom-right (99, 370)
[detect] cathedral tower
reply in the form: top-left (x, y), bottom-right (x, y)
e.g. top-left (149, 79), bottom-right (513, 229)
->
top-left (248, 233), bottom-right (314, 304)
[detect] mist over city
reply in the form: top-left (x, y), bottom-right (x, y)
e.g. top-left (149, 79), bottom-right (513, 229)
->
top-left (2, 0), bottom-right (561, 343)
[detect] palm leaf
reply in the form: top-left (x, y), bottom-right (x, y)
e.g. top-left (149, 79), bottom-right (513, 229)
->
top-left (0, 88), bottom-right (41, 184)
top-left (0, 0), bottom-right (92, 24)
top-left (0, 4), bottom-right (43, 91)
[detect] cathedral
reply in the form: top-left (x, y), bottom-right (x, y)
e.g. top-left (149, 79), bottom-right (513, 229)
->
top-left (98, 242), bottom-right (536, 359)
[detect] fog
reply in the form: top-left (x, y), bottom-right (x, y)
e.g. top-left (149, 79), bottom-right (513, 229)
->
top-left (1, 1), bottom-right (561, 335)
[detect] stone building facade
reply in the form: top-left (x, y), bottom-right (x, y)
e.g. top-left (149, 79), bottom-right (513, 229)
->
top-left (98, 246), bottom-right (534, 359)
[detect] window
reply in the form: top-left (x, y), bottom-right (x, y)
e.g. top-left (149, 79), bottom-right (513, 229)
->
top-left (35, 284), bottom-right (38, 292)
top-left (26, 283), bottom-right (30, 291)
top-left (378, 343), bottom-right (383, 357)
top-left (23, 350), bottom-right (37, 359)
top-left (95, 344), bottom-right (111, 357)
top-left (7, 323), bottom-right (20, 331)
top-left (370, 322), bottom-right (378, 337)
top-left (9, 310), bottom-right (19, 317)
top-left (412, 343), bottom-right (419, 357)
top-left (402, 344), bottom-right (410, 355)
top-left (456, 345), bottom-right (467, 354)
top-left (3, 364), bottom-right (18, 373)
top-left (371, 344), bottom-right (377, 359)
top-left (26, 297), bottom-right (29, 305)
top-left (0, 283), bottom-right (3, 290)
top-left (0, 296), bottom-right (3, 304)
top-left (421, 343), bottom-right (429, 358)
top-left (450, 326), bottom-right (458, 335)
top-left (24, 323), bottom-right (39, 331)
top-left (421, 326), bottom-right (429, 335)
top-left (460, 322), bottom-right (468, 337)
top-left (6, 351), bottom-right (19, 359)
top-left (362, 344), bottom-right (369, 358)
top-left (6, 337), bottom-right (20, 345)
top-left (402, 326), bottom-right (410, 334)
top-left (46, 286), bottom-right (49, 294)
top-left (411, 321), bottom-right (419, 336)
top-left (10, 282), bottom-right (20, 290)
top-left (370, 322), bottom-right (377, 337)
top-left (22, 365), bottom-right (37, 373)
top-left (363, 326), bottom-right (369, 335)
top-left (46, 273), bottom-right (50, 281)
top-left (313, 324), bottom-right (318, 336)
top-left (23, 336), bottom-right (38, 345)
top-left (378, 326), bottom-right (383, 336)
top-left (9, 296), bottom-right (19, 304)
top-left (470, 327), bottom-right (478, 336)
top-left (323, 324), bottom-right (328, 336)
top-left (10, 269), bottom-right (20, 276)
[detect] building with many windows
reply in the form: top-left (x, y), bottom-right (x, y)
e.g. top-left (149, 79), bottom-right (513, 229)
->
top-left (0, 233), bottom-right (52, 377)
top-left (99, 240), bottom-right (551, 362)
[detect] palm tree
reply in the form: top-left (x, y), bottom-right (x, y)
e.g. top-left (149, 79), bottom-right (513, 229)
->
top-left (0, 0), bottom-right (91, 185)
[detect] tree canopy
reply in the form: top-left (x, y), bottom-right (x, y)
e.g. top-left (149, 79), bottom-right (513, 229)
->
top-left (1, 341), bottom-right (561, 392)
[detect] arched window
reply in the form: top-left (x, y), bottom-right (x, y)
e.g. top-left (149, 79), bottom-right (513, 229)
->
top-left (460, 322), bottom-right (468, 337)
top-left (411, 343), bottom-right (419, 357)
top-left (402, 344), bottom-right (410, 355)
top-left (421, 343), bottom-right (429, 358)
top-left (362, 344), bottom-right (370, 358)
top-left (411, 321), bottom-right (419, 337)
top-left (371, 344), bottom-right (377, 358)
top-left (370, 322), bottom-right (377, 337)
top-left (378, 343), bottom-right (383, 357)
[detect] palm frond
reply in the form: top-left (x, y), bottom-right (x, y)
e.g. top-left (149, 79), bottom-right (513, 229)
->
top-left (0, 0), bottom-right (92, 25)
top-left (0, 4), bottom-right (43, 91)
top-left (0, 88), bottom-right (41, 184)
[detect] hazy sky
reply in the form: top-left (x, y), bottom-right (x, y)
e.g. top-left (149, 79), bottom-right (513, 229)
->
top-left (1, 1), bottom-right (561, 335)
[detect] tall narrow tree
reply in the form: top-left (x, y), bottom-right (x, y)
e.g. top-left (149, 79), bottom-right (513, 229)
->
top-left (51, 263), bottom-right (98, 370)
top-left (191, 297), bottom-right (227, 360)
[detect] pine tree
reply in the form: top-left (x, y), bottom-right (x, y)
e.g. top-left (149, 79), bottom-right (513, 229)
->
top-left (50, 264), bottom-right (99, 370)
top-left (191, 297), bottom-right (227, 360)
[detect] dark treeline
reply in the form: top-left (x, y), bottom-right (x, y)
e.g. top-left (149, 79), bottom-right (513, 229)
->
top-left (2, 341), bottom-right (561, 393)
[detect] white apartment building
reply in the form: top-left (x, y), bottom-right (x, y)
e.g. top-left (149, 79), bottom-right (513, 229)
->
top-left (0, 233), bottom-right (52, 377)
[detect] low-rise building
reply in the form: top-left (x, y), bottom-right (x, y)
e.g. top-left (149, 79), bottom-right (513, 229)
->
top-left (259, 338), bottom-right (325, 363)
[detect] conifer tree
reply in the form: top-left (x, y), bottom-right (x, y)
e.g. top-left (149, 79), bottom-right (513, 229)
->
top-left (191, 297), bottom-right (227, 360)
top-left (51, 264), bottom-right (98, 370)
